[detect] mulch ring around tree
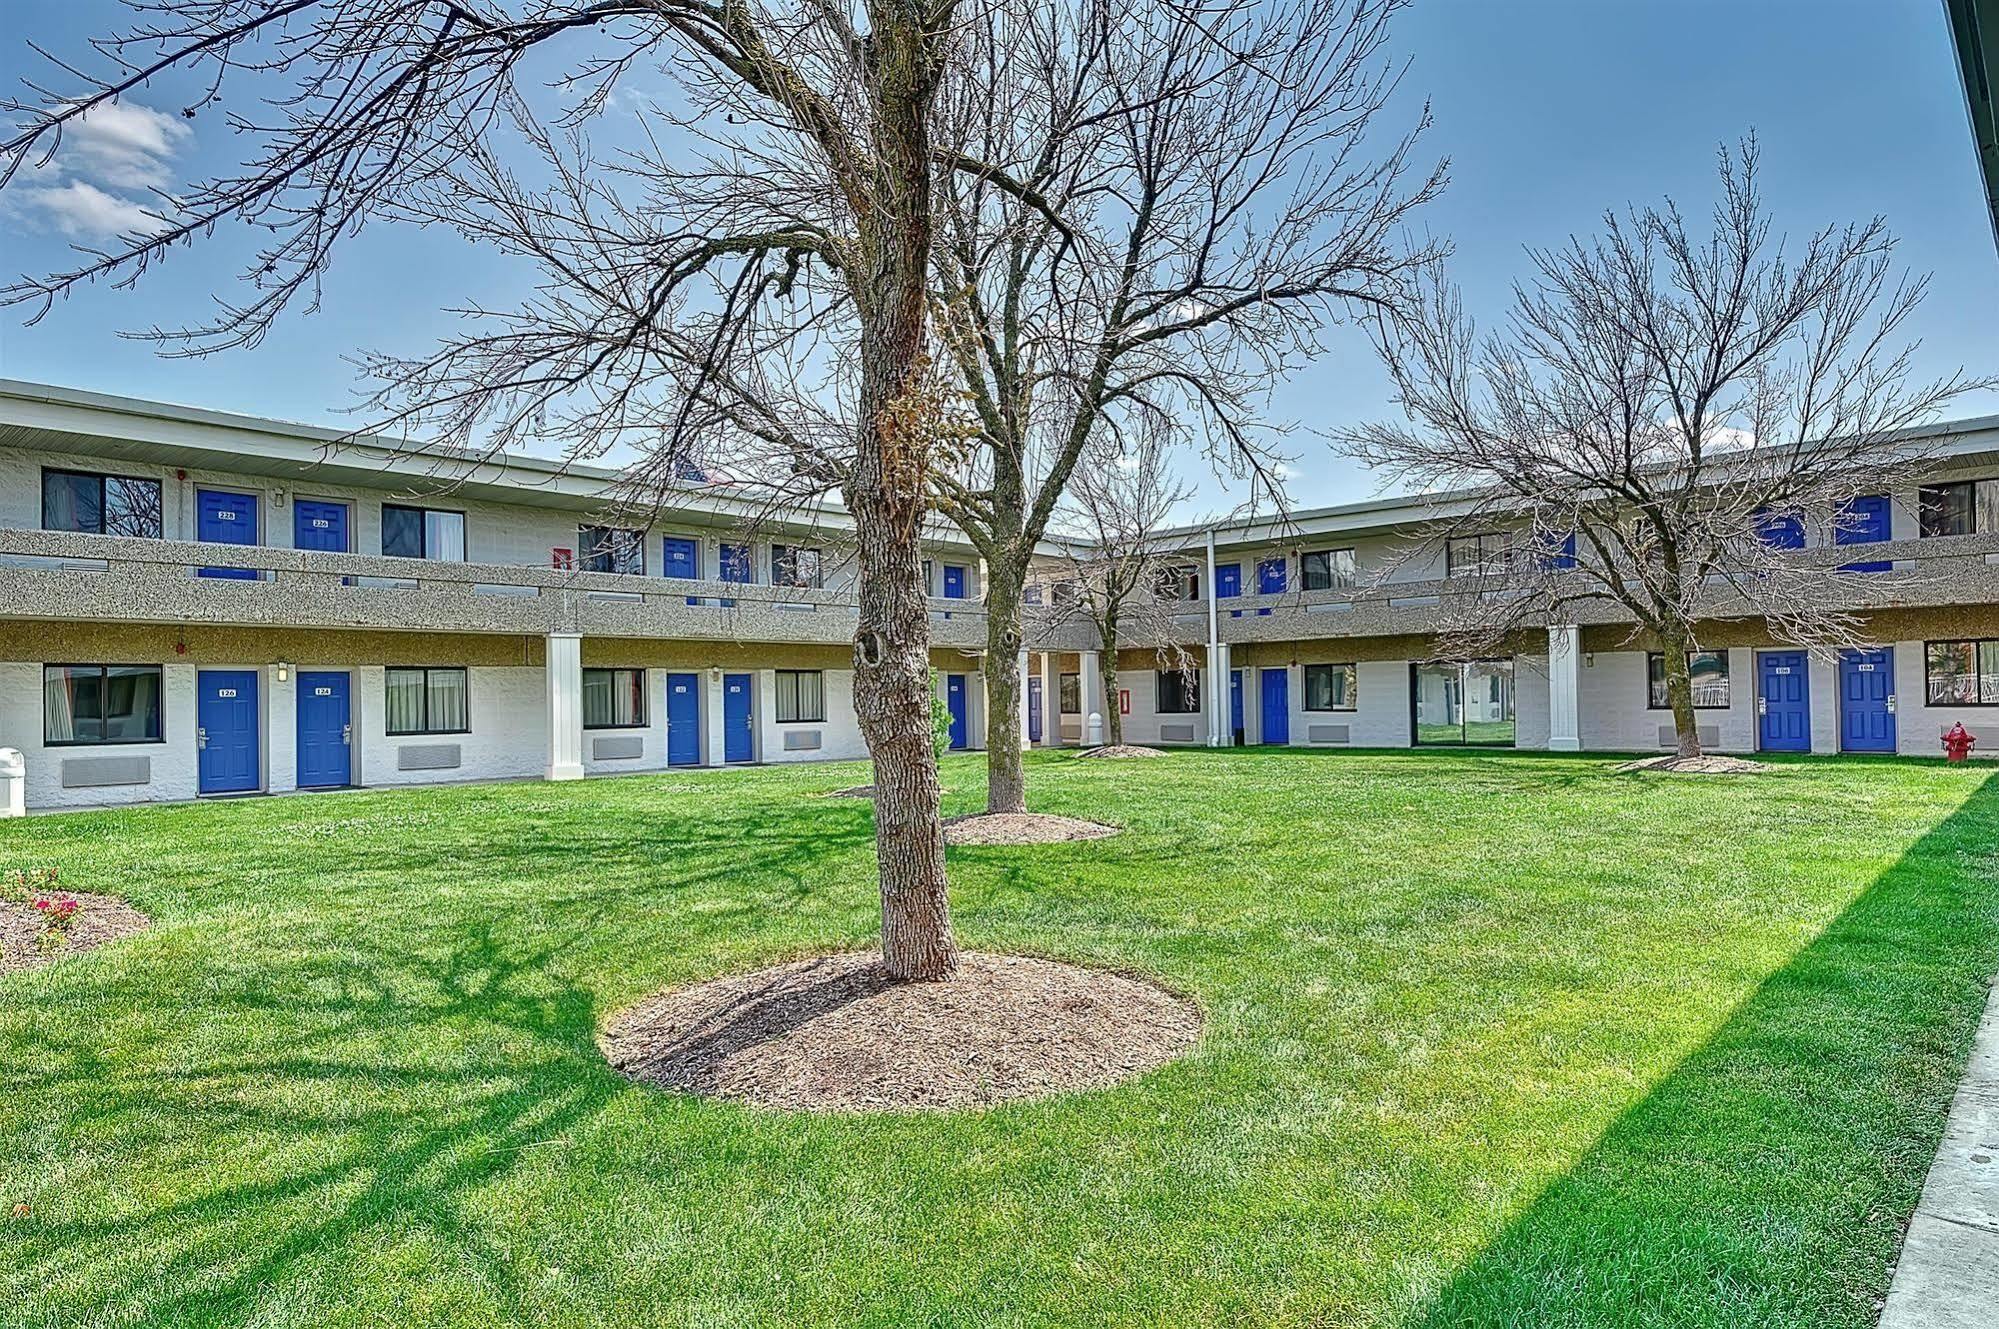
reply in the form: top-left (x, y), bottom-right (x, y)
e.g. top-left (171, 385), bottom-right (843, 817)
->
top-left (600, 951), bottom-right (1203, 1112)
top-left (0, 892), bottom-right (151, 976)
top-left (1075, 745), bottom-right (1169, 759)
top-left (942, 812), bottom-right (1122, 845)
top-left (1616, 754), bottom-right (1771, 775)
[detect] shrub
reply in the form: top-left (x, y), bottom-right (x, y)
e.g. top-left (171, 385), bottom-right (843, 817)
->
top-left (3, 868), bottom-right (58, 905)
top-left (929, 672), bottom-right (954, 761)
top-left (32, 894), bottom-right (81, 953)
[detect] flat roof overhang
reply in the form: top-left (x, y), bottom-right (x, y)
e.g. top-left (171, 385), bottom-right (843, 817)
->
top-left (1949, 0), bottom-right (1999, 253)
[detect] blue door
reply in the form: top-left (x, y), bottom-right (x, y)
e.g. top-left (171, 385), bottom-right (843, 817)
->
top-left (1839, 648), bottom-right (1897, 753)
top-left (724, 673), bottom-right (754, 762)
top-left (662, 536), bottom-right (700, 605)
top-left (1836, 494), bottom-right (1892, 572)
top-left (1753, 507), bottom-right (1806, 550)
top-left (1217, 563), bottom-right (1242, 618)
top-left (295, 671), bottom-right (352, 788)
top-left (197, 670), bottom-right (260, 794)
top-left (718, 542), bottom-right (751, 607)
top-left (942, 565), bottom-right (967, 599)
top-left (293, 500), bottom-right (349, 553)
top-left (1260, 669), bottom-right (1289, 745)
top-left (1758, 651), bottom-right (1812, 753)
top-left (1230, 669), bottom-right (1245, 744)
top-left (1255, 558), bottom-right (1285, 616)
top-left (946, 675), bottom-right (969, 750)
top-left (666, 673), bottom-right (701, 766)
top-left (1028, 676), bottom-right (1043, 743)
top-left (198, 489), bottom-right (259, 579)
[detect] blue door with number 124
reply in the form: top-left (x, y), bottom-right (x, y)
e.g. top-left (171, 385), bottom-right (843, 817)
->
top-left (296, 672), bottom-right (351, 788)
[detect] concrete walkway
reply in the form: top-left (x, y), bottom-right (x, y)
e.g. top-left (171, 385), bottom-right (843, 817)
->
top-left (1879, 983), bottom-right (1999, 1328)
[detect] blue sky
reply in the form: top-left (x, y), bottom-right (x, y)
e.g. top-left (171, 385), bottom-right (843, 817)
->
top-left (3, 0), bottom-right (1996, 510)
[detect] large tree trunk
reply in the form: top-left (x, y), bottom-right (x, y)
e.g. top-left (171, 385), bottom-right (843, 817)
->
top-left (1657, 626), bottom-right (1703, 759)
top-left (1102, 619), bottom-right (1123, 746)
top-left (844, 12), bottom-right (957, 982)
top-left (982, 556), bottom-right (1027, 814)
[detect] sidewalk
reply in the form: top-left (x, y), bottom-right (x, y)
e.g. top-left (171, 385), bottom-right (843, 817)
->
top-left (1878, 982), bottom-right (1999, 1328)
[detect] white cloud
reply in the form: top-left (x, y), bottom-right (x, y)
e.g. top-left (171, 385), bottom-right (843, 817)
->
top-left (20, 180), bottom-right (174, 237)
top-left (10, 100), bottom-right (189, 238)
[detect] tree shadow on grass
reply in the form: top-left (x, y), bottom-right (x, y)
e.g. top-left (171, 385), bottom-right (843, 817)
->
top-left (1408, 771), bottom-right (1999, 1329)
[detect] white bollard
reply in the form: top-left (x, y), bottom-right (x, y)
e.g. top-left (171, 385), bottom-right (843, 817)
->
top-left (0, 747), bottom-right (24, 818)
top-left (1085, 711), bottom-right (1105, 747)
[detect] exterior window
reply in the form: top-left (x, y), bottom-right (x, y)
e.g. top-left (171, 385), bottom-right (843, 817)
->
top-left (1926, 640), bottom-right (1999, 705)
top-left (1647, 651), bottom-right (1731, 709)
top-left (1919, 481), bottom-right (1999, 538)
top-left (1157, 669), bottom-right (1200, 714)
top-left (385, 666), bottom-right (470, 735)
top-left (42, 469), bottom-right (164, 538)
top-left (582, 668), bottom-right (646, 729)
top-left (579, 525), bottom-right (644, 575)
top-left (1051, 580), bottom-right (1082, 606)
top-left (1303, 663), bottom-right (1358, 711)
top-left (382, 505), bottom-right (466, 561)
top-left (1023, 584), bottom-right (1043, 606)
top-left (771, 544), bottom-right (824, 588)
top-left (1300, 549), bottom-right (1356, 592)
top-left (1059, 673), bottom-right (1081, 714)
top-left (1447, 533), bottom-right (1512, 578)
top-left (775, 670), bottom-right (826, 723)
top-left (1153, 565), bottom-right (1200, 600)
top-left (43, 665), bottom-right (163, 745)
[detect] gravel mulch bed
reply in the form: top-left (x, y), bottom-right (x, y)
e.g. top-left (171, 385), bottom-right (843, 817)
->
top-left (1617, 754), bottom-right (1771, 775)
top-left (600, 950), bottom-right (1201, 1111)
top-left (1, 892), bottom-right (151, 976)
top-left (1075, 745), bottom-right (1169, 759)
top-left (942, 812), bottom-right (1122, 844)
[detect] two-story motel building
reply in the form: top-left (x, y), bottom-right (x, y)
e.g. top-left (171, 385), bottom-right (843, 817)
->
top-left (5, 378), bottom-right (1999, 813)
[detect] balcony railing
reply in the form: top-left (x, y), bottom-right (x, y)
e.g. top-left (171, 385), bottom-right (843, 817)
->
top-left (7, 525), bottom-right (1994, 653)
top-left (0, 528), bottom-right (1106, 650)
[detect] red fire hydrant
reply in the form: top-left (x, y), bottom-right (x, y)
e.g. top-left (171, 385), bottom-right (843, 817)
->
top-left (1943, 722), bottom-right (1977, 763)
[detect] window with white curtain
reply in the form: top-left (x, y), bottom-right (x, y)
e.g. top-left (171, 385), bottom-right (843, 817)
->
top-left (382, 505), bottom-right (466, 561)
top-left (775, 670), bottom-right (826, 722)
top-left (583, 668), bottom-right (646, 728)
top-left (44, 665), bottom-right (163, 744)
top-left (385, 667), bottom-right (470, 734)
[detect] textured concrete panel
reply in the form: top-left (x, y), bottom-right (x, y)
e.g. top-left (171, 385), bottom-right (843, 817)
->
top-left (396, 744), bottom-right (462, 771)
top-left (590, 735), bottom-right (644, 760)
top-left (60, 755), bottom-right (152, 788)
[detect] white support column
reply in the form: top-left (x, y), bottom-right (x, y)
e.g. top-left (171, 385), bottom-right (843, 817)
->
top-left (1204, 529), bottom-right (1221, 745)
top-left (1547, 624), bottom-right (1582, 753)
top-left (971, 669), bottom-right (988, 749)
top-left (1080, 650), bottom-right (1105, 747)
top-left (704, 668), bottom-right (727, 766)
top-left (757, 668), bottom-right (780, 763)
top-left (1016, 649), bottom-right (1032, 750)
top-left (1040, 652), bottom-right (1062, 747)
top-left (545, 632), bottom-right (585, 781)
top-left (1212, 642), bottom-right (1233, 746)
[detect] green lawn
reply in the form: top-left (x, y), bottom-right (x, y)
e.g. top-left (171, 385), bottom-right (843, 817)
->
top-left (3, 750), bottom-right (1996, 1328)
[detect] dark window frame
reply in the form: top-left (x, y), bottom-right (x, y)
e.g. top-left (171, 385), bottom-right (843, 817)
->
top-left (384, 666), bottom-right (472, 736)
top-left (1156, 669), bottom-right (1201, 715)
top-left (381, 503), bottom-right (468, 561)
top-left (582, 667), bottom-right (647, 730)
top-left (42, 663), bottom-right (166, 747)
top-left (578, 524), bottom-right (646, 576)
top-left (775, 669), bottom-right (827, 723)
top-left (770, 544), bottom-right (825, 589)
top-left (1919, 481), bottom-right (1992, 539)
top-left (41, 467), bottom-right (166, 539)
top-left (1300, 548), bottom-right (1357, 592)
top-left (1925, 639), bottom-right (1999, 706)
top-left (1059, 672), bottom-right (1081, 715)
top-left (1302, 662), bottom-right (1359, 712)
top-left (1645, 650), bottom-right (1732, 710)
top-left (1446, 532), bottom-right (1512, 579)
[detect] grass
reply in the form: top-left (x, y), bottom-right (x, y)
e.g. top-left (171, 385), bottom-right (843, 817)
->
top-left (2, 749), bottom-right (1996, 1328)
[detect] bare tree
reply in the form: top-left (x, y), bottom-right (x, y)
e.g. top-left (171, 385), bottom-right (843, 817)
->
top-left (1338, 140), bottom-right (1993, 759)
top-left (928, 0), bottom-right (1441, 810)
top-left (1045, 430), bottom-right (1197, 747)
top-left (2, 0), bottom-right (994, 979)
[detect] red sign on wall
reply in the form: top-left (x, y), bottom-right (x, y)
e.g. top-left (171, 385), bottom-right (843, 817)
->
top-left (1119, 689), bottom-right (1131, 715)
